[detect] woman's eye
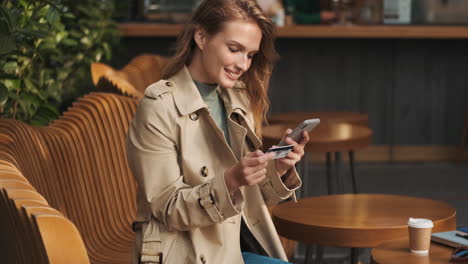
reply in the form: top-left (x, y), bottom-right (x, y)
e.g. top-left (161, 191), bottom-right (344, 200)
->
top-left (229, 47), bottom-right (238, 53)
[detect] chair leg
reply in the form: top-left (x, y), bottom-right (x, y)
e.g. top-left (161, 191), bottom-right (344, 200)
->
top-left (326, 152), bottom-right (334, 194)
top-left (349, 151), bottom-right (358, 193)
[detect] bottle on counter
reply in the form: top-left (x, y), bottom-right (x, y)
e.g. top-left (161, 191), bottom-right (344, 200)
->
top-left (355, 0), bottom-right (383, 24)
top-left (332, 0), bottom-right (355, 25)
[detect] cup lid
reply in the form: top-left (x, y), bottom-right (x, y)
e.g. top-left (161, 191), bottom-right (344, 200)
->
top-left (408, 217), bottom-right (434, 228)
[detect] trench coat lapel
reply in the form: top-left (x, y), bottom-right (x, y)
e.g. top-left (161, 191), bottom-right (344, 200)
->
top-left (169, 67), bottom-right (207, 116)
top-left (219, 86), bottom-right (262, 151)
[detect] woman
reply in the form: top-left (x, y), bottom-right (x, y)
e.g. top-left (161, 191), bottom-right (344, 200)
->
top-left (126, 0), bottom-right (309, 263)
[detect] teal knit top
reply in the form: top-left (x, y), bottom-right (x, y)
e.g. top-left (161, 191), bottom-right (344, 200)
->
top-left (193, 80), bottom-right (230, 146)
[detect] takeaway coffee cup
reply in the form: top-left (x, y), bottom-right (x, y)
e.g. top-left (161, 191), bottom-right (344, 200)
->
top-left (408, 217), bottom-right (434, 256)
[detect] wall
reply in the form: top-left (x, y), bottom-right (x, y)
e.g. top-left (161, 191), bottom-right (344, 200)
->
top-left (119, 37), bottom-right (468, 145)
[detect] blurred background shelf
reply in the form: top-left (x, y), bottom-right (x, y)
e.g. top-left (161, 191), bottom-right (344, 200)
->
top-left (119, 23), bottom-right (468, 39)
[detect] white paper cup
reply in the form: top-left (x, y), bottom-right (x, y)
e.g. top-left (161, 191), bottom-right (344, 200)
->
top-left (408, 218), bottom-right (434, 256)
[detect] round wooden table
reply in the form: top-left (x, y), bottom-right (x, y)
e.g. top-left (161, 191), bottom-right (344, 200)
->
top-left (272, 194), bottom-right (456, 248)
top-left (272, 194), bottom-right (456, 264)
top-left (268, 112), bottom-right (369, 127)
top-left (371, 239), bottom-right (453, 264)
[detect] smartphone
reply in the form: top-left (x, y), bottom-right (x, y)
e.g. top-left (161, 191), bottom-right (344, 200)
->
top-left (278, 119), bottom-right (320, 146)
top-left (266, 144), bottom-right (294, 159)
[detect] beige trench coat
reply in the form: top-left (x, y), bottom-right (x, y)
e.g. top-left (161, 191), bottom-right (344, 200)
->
top-left (126, 67), bottom-right (302, 264)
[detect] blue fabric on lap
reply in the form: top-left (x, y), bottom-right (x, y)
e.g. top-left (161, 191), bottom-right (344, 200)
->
top-left (242, 252), bottom-right (292, 264)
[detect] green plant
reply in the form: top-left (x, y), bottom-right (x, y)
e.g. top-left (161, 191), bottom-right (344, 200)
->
top-left (0, 0), bottom-right (119, 126)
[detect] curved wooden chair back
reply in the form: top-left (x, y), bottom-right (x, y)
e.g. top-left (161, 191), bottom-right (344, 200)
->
top-left (0, 179), bottom-right (89, 264)
top-left (0, 92), bottom-right (138, 264)
top-left (91, 54), bottom-right (168, 100)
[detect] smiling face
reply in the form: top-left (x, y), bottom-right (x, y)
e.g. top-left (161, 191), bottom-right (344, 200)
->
top-left (188, 19), bottom-right (262, 88)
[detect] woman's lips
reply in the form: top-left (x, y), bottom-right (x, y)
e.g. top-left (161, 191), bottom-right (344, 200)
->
top-left (225, 69), bottom-right (241, 80)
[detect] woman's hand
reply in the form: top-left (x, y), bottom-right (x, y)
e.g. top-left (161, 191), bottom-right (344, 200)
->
top-left (275, 129), bottom-right (309, 177)
top-left (224, 150), bottom-right (275, 193)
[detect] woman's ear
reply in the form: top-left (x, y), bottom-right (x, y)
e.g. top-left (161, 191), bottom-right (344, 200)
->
top-left (194, 27), bottom-right (207, 51)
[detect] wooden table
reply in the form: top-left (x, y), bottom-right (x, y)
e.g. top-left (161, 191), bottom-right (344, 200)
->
top-left (371, 239), bottom-right (453, 264)
top-left (272, 194), bottom-right (456, 263)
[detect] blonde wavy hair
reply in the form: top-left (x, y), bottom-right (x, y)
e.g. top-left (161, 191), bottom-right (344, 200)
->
top-left (162, 0), bottom-right (278, 137)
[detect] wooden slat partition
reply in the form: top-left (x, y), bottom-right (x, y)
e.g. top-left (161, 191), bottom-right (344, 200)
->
top-left (0, 92), bottom-right (138, 264)
top-left (0, 165), bottom-right (90, 264)
top-left (91, 54), bottom-right (167, 100)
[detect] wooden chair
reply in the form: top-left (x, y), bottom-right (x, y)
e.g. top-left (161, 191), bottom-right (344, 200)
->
top-left (0, 183), bottom-right (89, 264)
top-left (0, 185), bottom-right (51, 263)
top-left (0, 92), bottom-right (138, 264)
top-left (91, 54), bottom-right (168, 100)
top-left (31, 213), bottom-right (90, 264)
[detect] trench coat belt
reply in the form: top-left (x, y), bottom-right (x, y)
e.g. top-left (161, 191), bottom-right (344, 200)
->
top-left (133, 220), bottom-right (163, 264)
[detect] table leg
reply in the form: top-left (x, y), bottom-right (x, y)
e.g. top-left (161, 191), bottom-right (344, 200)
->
top-left (304, 244), bottom-right (314, 264)
top-left (303, 152), bottom-right (310, 197)
top-left (297, 156), bottom-right (305, 198)
top-left (349, 151), bottom-right (358, 193)
top-left (326, 152), bottom-right (333, 194)
top-left (351, 248), bottom-right (359, 264)
top-left (334, 152), bottom-right (343, 194)
top-left (313, 245), bottom-right (324, 264)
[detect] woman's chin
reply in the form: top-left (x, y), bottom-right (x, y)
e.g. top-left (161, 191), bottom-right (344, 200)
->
top-left (219, 77), bottom-right (237, 88)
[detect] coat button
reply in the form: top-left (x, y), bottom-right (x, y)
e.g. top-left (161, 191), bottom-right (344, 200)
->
top-left (201, 166), bottom-right (208, 177)
top-left (189, 113), bottom-right (199, 121)
top-left (200, 255), bottom-right (206, 264)
top-left (165, 81), bottom-right (173, 87)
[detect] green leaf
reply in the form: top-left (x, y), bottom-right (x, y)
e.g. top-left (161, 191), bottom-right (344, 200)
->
top-left (19, 0), bottom-right (29, 9)
top-left (0, 81), bottom-right (8, 107)
top-left (3, 61), bottom-right (18, 75)
top-left (61, 38), bottom-right (78, 46)
top-left (23, 78), bottom-right (40, 96)
top-left (63, 13), bottom-right (75, 19)
top-left (3, 79), bottom-right (20, 92)
top-left (0, 5), bottom-right (13, 35)
top-left (102, 42), bottom-right (111, 60)
top-left (41, 102), bottom-right (59, 116)
top-left (55, 31), bottom-right (67, 43)
top-left (45, 5), bottom-right (59, 25)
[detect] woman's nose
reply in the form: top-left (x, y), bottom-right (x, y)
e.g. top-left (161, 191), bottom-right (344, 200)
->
top-left (236, 54), bottom-right (249, 71)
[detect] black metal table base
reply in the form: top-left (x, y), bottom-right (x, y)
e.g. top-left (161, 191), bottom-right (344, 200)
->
top-left (302, 151), bottom-right (360, 264)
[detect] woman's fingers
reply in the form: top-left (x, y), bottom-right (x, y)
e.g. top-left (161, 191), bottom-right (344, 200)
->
top-left (299, 131), bottom-right (310, 145)
top-left (243, 168), bottom-right (267, 186)
top-left (243, 152), bottom-right (273, 166)
top-left (282, 128), bottom-right (293, 141)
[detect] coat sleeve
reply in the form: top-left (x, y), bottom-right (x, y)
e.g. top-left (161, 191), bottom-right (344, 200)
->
top-left (126, 96), bottom-right (243, 231)
top-left (258, 160), bottom-right (302, 206)
top-left (240, 107), bottom-right (302, 206)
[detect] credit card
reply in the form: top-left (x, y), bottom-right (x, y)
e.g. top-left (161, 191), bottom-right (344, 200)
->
top-left (266, 145), bottom-right (294, 159)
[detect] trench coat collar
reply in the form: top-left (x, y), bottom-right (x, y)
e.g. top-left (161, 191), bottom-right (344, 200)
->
top-left (169, 67), bottom-right (261, 148)
top-left (169, 66), bottom-right (248, 117)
